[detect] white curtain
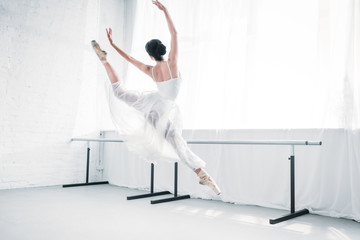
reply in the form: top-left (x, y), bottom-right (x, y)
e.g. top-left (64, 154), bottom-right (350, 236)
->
top-left (102, 0), bottom-right (360, 221)
top-left (121, 0), bottom-right (360, 129)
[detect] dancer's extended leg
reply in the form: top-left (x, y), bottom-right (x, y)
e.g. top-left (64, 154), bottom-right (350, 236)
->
top-left (165, 127), bottom-right (221, 195)
top-left (92, 40), bottom-right (139, 104)
top-left (103, 62), bottom-right (120, 85)
top-left (92, 40), bottom-right (120, 84)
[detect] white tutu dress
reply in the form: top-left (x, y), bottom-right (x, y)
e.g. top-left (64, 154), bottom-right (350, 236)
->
top-left (106, 61), bottom-right (206, 170)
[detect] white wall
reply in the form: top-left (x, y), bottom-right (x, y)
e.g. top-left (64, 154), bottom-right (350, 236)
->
top-left (0, 0), bottom-right (128, 189)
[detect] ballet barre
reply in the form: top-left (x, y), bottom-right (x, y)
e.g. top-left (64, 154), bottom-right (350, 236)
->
top-left (188, 139), bottom-right (322, 224)
top-left (62, 138), bottom-right (112, 188)
top-left (68, 137), bottom-right (322, 224)
top-left (68, 137), bottom-right (190, 204)
top-left (188, 140), bottom-right (321, 145)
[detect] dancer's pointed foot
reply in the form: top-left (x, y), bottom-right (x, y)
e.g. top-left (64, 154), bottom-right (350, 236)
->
top-left (197, 169), bottom-right (221, 195)
top-left (91, 40), bottom-right (107, 61)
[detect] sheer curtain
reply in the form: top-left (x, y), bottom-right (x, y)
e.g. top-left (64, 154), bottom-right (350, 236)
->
top-left (120, 0), bottom-right (359, 129)
top-left (103, 0), bottom-right (360, 221)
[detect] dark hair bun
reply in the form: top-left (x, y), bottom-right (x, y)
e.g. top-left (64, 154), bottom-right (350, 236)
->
top-left (145, 39), bottom-right (167, 61)
top-left (156, 44), bottom-right (166, 56)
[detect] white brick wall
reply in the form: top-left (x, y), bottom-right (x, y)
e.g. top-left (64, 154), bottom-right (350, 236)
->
top-left (0, 0), bottom-right (127, 189)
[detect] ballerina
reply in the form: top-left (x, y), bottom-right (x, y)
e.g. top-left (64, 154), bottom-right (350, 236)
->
top-left (91, 0), bottom-right (221, 195)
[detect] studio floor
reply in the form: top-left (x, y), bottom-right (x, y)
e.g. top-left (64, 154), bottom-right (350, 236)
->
top-left (0, 184), bottom-right (358, 240)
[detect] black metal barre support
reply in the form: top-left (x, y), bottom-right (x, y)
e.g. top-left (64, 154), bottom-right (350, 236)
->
top-left (127, 162), bottom-right (191, 204)
top-left (63, 144), bottom-right (109, 188)
top-left (269, 153), bottom-right (309, 224)
top-left (127, 163), bottom-right (171, 200)
top-left (151, 162), bottom-right (191, 204)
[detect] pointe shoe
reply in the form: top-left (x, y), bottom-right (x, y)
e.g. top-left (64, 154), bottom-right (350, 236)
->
top-left (197, 169), bottom-right (221, 195)
top-left (91, 40), bottom-right (107, 61)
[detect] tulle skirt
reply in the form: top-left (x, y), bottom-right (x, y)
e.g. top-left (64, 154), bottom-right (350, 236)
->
top-left (105, 81), bottom-right (206, 169)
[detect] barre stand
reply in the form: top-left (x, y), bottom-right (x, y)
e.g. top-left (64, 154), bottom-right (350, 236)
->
top-left (127, 162), bottom-right (191, 204)
top-left (63, 141), bottom-right (109, 188)
top-left (269, 145), bottom-right (309, 224)
top-left (189, 140), bottom-right (322, 224)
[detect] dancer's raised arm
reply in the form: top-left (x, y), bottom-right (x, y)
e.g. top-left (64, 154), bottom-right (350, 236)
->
top-left (153, 0), bottom-right (178, 63)
top-left (106, 28), bottom-right (153, 78)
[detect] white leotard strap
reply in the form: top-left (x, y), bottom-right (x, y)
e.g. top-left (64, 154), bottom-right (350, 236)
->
top-left (152, 67), bottom-right (156, 81)
top-left (166, 61), bottom-right (173, 79)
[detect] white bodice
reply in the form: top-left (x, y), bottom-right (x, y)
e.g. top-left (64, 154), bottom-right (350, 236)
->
top-left (156, 77), bottom-right (182, 101)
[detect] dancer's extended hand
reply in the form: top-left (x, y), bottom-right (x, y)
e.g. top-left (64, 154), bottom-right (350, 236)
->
top-left (106, 28), bottom-right (113, 45)
top-left (152, 0), bottom-right (166, 11)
